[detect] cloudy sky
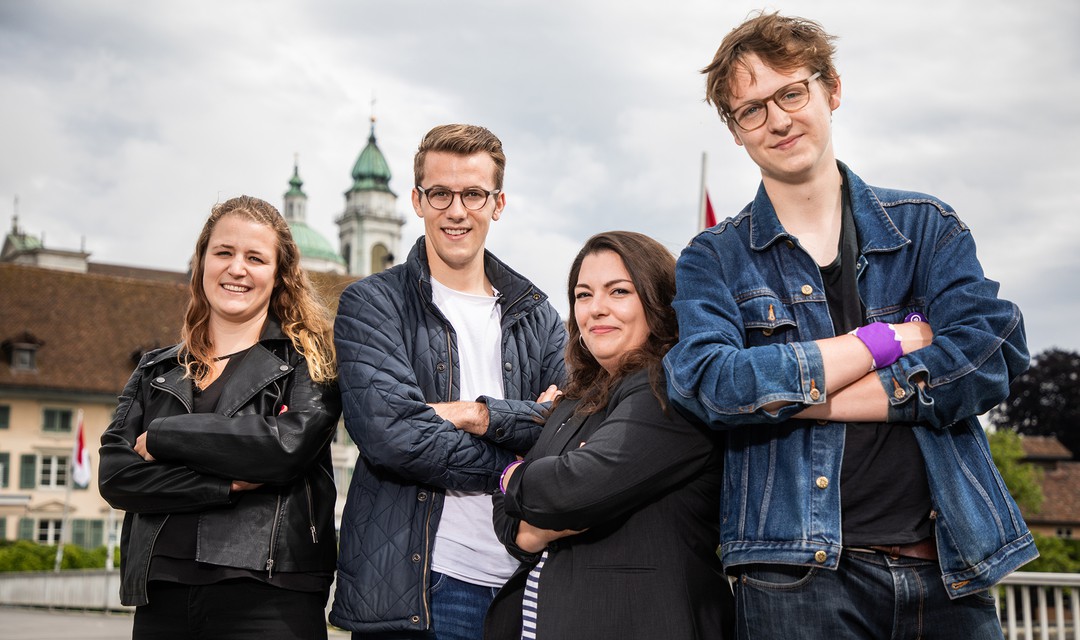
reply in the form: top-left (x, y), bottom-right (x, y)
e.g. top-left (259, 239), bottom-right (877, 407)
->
top-left (2, 0), bottom-right (1077, 356)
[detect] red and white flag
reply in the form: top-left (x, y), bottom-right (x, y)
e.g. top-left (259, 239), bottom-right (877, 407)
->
top-left (71, 410), bottom-right (91, 489)
top-left (703, 189), bottom-right (717, 229)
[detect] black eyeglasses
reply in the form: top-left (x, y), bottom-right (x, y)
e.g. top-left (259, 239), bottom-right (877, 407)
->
top-left (729, 72), bottom-right (822, 131)
top-left (415, 186), bottom-right (500, 211)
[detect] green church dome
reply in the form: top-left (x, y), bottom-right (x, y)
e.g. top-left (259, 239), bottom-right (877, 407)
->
top-left (288, 221), bottom-right (345, 266)
top-left (350, 122), bottom-right (394, 194)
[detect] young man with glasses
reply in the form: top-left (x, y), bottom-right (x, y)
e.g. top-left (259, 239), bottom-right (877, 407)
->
top-left (331, 124), bottom-right (566, 639)
top-left (664, 13), bottom-right (1036, 638)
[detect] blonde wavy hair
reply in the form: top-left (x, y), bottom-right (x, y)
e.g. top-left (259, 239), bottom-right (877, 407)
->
top-left (181, 195), bottom-right (337, 386)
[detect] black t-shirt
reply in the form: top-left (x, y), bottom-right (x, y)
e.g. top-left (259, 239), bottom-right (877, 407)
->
top-left (820, 184), bottom-right (933, 546)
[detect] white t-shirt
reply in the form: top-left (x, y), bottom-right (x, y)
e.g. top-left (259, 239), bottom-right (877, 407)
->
top-left (429, 277), bottom-right (520, 587)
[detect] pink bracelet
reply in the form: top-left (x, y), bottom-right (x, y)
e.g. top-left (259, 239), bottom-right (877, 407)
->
top-left (499, 460), bottom-right (524, 494)
top-left (853, 322), bottom-right (903, 371)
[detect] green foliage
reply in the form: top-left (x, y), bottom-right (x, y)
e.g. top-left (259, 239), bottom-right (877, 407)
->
top-left (987, 428), bottom-right (1044, 514)
top-left (1025, 533), bottom-right (1080, 573)
top-left (0, 540), bottom-right (120, 573)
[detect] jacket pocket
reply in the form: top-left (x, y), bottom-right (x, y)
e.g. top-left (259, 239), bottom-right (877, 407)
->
top-left (739, 294), bottom-right (797, 346)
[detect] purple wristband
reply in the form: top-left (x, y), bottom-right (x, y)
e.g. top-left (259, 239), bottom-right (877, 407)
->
top-left (904, 311), bottom-right (926, 323)
top-left (499, 460), bottom-right (524, 494)
top-left (853, 322), bottom-right (903, 370)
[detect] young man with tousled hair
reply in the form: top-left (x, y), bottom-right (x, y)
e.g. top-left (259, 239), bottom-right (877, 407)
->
top-left (664, 12), bottom-right (1036, 639)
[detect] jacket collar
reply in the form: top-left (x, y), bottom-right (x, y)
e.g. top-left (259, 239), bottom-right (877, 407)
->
top-left (404, 236), bottom-right (551, 319)
top-left (748, 161), bottom-right (910, 255)
top-left (140, 316), bottom-right (292, 415)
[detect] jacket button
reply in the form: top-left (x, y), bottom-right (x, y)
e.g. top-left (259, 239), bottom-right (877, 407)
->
top-left (411, 553), bottom-right (421, 563)
top-left (814, 550), bottom-right (827, 563)
top-left (532, 293), bottom-right (541, 300)
top-left (417, 491), bottom-right (428, 502)
top-left (801, 284), bottom-right (813, 296)
top-left (495, 428), bottom-right (506, 438)
top-left (436, 363), bottom-right (446, 372)
top-left (816, 419), bottom-right (828, 426)
top-left (762, 328), bottom-right (774, 337)
top-left (410, 615), bottom-right (420, 624)
top-left (894, 388), bottom-right (906, 400)
top-left (786, 240), bottom-right (795, 249)
top-left (809, 388), bottom-right (821, 401)
top-left (815, 476), bottom-right (829, 489)
top-left (154, 377), bottom-right (165, 383)
top-left (279, 364), bottom-right (289, 372)
top-left (503, 362), bottom-right (512, 372)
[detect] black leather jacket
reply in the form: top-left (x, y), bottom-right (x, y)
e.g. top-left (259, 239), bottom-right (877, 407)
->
top-left (98, 320), bottom-right (341, 606)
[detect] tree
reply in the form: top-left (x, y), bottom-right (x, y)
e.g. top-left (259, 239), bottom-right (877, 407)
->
top-left (989, 348), bottom-right (1080, 459)
top-left (987, 429), bottom-right (1043, 514)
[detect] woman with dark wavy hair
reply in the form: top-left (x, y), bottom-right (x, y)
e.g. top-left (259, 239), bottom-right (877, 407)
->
top-left (99, 195), bottom-right (340, 639)
top-left (486, 231), bottom-right (734, 639)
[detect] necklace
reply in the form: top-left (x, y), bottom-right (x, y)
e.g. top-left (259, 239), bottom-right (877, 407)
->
top-left (212, 346), bottom-right (253, 362)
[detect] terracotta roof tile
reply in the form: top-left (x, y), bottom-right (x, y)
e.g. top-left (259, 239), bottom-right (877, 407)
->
top-left (1, 263), bottom-right (360, 397)
top-left (1, 263), bottom-right (188, 396)
top-left (1022, 462), bottom-right (1080, 526)
top-left (1021, 435), bottom-right (1072, 460)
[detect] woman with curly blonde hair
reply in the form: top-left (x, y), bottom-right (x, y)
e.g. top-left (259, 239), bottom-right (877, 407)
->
top-left (100, 195), bottom-right (341, 639)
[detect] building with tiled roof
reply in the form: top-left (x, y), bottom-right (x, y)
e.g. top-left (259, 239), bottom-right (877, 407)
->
top-left (0, 253), bottom-right (359, 549)
top-left (0, 121), bottom-right (405, 549)
top-left (0, 260), bottom-right (189, 546)
top-left (1020, 435), bottom-right (1080, 540)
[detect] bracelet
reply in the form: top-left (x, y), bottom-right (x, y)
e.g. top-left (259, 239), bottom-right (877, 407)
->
top-left (852, 322), bottom-right (903, 371)
top-left (499, 460), bottom-right (524, 494)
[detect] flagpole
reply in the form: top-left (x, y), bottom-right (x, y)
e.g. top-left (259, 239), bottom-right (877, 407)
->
top-left (54, 412), bottom-right (80, 572)
top-left (698, 151), bottom-right (708, 230)
top-left (54, 408), bottom-right (84, 572)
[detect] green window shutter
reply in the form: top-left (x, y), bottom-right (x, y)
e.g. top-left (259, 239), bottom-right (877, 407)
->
top-left (18, 518), bottom-right (34, 541)
top-left (0, 517), bottom-right (7, 540)
top-left (89, 520), bottom-right (104, 548)
top-left (0, 405), bottom-right (9, 429)
top-left (0, 452), bottom-right (9, 488)
top-left (19, 454), bottom-right (36, 489)
top-left (71, 519), bottom-right (87, 547)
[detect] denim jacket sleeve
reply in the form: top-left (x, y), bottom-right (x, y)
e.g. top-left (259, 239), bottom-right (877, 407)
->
top-left (879, 221), bottom-right (1029, 427)
top-left (664, 236), bottom-right (826, 428)
top-left (335, 280), bottom-right (513, 493)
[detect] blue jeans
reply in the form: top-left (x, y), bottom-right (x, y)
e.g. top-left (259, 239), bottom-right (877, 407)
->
top-left (734, 549), bottom-right (1003, 639)
top-left (352, 572), bottom-right (499, 640)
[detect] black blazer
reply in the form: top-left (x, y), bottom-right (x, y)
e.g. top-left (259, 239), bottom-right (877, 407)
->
top-left (486, 370), bottom-right (733, 639)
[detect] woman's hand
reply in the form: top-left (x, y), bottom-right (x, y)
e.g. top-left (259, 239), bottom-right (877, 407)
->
top-left (230, 480), bottom-right (264, 492)
top-left (515, 521), bottom-right (584, 553)
top-left (134, 432), bottom-right (155, 462)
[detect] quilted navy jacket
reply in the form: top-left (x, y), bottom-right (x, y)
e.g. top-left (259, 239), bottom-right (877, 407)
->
top-left (329, 237), bottom-right (567, 634)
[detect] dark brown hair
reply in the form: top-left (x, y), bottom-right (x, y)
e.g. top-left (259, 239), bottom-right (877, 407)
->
top-left (562, 231), bottom-right (677, 415)
top-left (702, 11), bottom-right (839, 124)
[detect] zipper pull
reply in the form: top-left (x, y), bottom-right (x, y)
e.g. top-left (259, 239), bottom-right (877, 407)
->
top-left (310, 525), bottom-right (318, 544)
top-left (265, 558), bottom-right (274, 579)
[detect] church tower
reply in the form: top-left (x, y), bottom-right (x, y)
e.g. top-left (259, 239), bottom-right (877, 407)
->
top-left (282, 158), bottom-right (347, 274)
top-left (337, 118), bottom-right (404, 277)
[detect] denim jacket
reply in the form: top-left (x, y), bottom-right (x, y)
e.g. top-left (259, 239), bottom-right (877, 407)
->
top-left (663, 162), bottom-right (1037, 599)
